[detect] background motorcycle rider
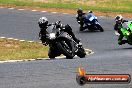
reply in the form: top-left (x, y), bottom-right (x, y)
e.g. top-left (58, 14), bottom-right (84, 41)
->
top-left (38, 17), bottom-right (81, 58)
top-left (76, 8), bottom-right (86, 31)
top-left (114, 15), bottom-right (128, 45)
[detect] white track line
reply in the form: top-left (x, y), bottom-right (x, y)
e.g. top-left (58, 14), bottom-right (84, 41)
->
top-left (8, 8), bottom-right (14, 10)
top-left (51, 12), bottom-right (57, 13)
top-left (7, 38), bottom-right (14, 40)
top-left (19, 40), bottom-right (25, 42)
top-left (62, 13), bottom-right (69, 14)
top-left (0, 7), bottom-right (4, 8)
top-left (0, 7), bottom-right (105, 19)
top-left (27, 41), bottom-right (34, 43)
top-left (0, 59), bottom-right (37, 63)
top-left (18, 9), bottom-right (25, 11)
top-left (32, 10), bottom-right (37, 11)
top-left (0, 37), bottom-right (6, 39)
top-left (41, 11), bottom-right (47, 13)
top-left (14, 39), bottom-right (19, 41)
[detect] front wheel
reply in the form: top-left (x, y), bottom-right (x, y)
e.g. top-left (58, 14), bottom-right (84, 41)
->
top-left (57, 40), bottom-right (75, 59)
top-left (96, 24), bottom-right (104, 32)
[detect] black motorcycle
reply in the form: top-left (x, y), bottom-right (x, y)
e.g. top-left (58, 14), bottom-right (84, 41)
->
top-left (44, 21), bottom-right (86, 59)
top-left (77, 14), bottom-right (104, 32)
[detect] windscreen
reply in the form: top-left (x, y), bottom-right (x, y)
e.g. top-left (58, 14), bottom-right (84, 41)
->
top-left (123, 22), bottom-right (128, 29)
top-left (47, 25), bottom-right (56, 33)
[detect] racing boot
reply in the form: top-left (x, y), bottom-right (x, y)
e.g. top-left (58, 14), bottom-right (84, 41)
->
top-left (79, 22), bottom-right (85, 31)
top-left (118, 35), bottom-right (123, 45)
top-left (118, 40), bottom-right (122, 45)
top-left (79, 26), bottom-right (85, 31)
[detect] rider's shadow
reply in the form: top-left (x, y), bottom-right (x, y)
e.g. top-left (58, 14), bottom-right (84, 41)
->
top-left (122, 47), bottom-right (132, 49)
top-left (79, 30), bottom-right (102, 33)
top-left (110, 46), bottom-right (132, 51)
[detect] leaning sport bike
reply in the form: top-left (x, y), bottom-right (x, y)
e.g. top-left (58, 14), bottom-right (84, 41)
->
top-left (83, 14), bottom-right (104, 32)
top-left (77, 13), bottom-right (104, 32)
top-left (120, 21), bottom-right (132, 45)
top-left (45, 21), bottom-right (86, 59)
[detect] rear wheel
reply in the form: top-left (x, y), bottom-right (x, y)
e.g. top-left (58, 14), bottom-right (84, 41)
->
top-left (128, 34), bottom-right (132, 44)
top-left (87, 25), bottom-right (95, 32)
top-left (48, 47), bottom-right (61, 59)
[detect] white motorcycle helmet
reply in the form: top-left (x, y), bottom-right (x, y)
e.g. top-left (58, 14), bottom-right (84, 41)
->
top-left (115, 15), bottom-right (123, 22)
top-left (38, 17), bottom-right (48, 29)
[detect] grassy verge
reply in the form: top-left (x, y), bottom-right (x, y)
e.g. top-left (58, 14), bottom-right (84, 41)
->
top-left (0, 0), bottom-right (132, 13)
top-left (0, 38), bottom-right (48, 61)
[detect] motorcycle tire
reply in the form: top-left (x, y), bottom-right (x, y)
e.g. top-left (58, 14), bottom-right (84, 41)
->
top-left (57, 40), bottom-right (75, 59)
top-left (66, 56), bottom-right (73, 59)
top-left (48, 47), bottom-right (61, 59)
top-left (128, 34), bottom-right (132, 45)
top-left (87, 26), bottom-right (95, 32)
top-left (96, 24), bottom-right (104, 32)
top-left (76, 47), bottom-right (86, 58)
top-left (48, 53), bottom-right (55, 59)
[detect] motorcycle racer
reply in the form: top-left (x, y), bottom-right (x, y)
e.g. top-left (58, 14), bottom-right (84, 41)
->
top-left (38, 17), bottom-right (81, 58)
top-left (114, 15), bottom-right (128, 45)
top-left (76, 8), bottom-right (86, 31)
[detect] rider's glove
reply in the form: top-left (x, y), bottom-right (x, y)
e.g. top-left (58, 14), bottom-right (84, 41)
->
top-left (42, 42), bottom-right (48, 46)
top-left (123, 20), bottom-right (128, 23)
top-left (55, 21), bottom-right (61, 28)
top-left (77, 42), bottom-right (82, 48)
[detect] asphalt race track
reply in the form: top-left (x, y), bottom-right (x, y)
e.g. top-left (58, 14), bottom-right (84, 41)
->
top-left (0, 8), bottom-right (132, 88)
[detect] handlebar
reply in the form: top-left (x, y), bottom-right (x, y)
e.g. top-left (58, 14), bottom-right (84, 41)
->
top-left (48, 20), bottom-right (61, 26)
top-left (55, 20), bottom-right (61, 25)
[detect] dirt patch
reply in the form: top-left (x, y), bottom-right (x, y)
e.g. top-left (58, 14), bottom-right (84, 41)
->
top-left (1, 4), bottom-right (132, 18)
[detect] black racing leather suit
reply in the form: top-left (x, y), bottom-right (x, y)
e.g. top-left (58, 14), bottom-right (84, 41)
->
top-left (76, 13), bottom-right (86, 31)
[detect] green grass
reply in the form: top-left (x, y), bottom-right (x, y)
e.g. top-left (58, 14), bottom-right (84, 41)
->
top-left (0, 0), bottom-right (132, 13)
top-left (0, 38), bottom-right (48, 61)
